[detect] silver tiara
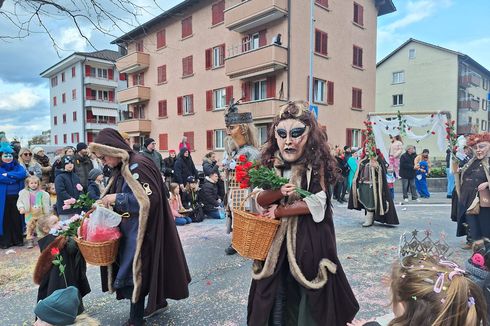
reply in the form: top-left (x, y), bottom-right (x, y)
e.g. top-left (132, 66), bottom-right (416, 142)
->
top-left (399, 229), bottom-right (453, 261)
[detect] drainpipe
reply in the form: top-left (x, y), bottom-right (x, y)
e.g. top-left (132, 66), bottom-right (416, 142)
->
top-left (308, 0), bottom-right (314, 104)
top-left (287, 0), bottom-right (291, 100)
top-left (82, 58), bottom-right (87, 143)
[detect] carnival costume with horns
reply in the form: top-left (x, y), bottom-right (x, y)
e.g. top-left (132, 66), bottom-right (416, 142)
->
top-left (89, 129), bottom-right (190, 316)
top-left (247, 102), bottom-right (359, 325)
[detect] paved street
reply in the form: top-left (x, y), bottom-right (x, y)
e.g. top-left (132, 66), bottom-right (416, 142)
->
top-left (0, 192), bottom-right (469, 326)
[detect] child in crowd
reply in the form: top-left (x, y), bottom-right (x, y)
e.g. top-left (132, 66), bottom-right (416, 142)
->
top-left (415, 153), bottom-right (430, 198)
top-left (386, 166), bottom-right (396, 200)
top-left (16, 175), bottom-right (50, 248)
top-left (54, 155), bottom-right (82, 221)
top-left (46, 182), bottom-right (57, 213)
top-left (182, 176), bottom-right (204, 223)
top-left (87, 168), bottom-right (104, 200)
top-left (348, 255), bottom-right (487, 326)
top-left (465, 240), bottom-right (490, 319)
top-left (169, 183), bottom-right (192, 225)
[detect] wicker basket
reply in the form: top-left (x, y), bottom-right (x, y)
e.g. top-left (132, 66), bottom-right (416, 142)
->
top-left (232, 192), bottom-right (281, 261)
top-left (74, 207), bottom-right (120, 266)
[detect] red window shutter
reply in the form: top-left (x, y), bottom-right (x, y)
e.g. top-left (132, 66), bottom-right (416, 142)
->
top-left (182, 57), bottom-right (187, 76)
top-left (85, 65), bottom-right (91, 76)
top-left (219, 43), bottom-right (225, 66)
top-left (188, 56), bottom-right (193, 74)
top-left (62, 93), bottom-right (66, 103)
top-left (177, 96), bottom-right (183, 115)
top-left (212, 0), bottom-right (224, 25)
top-left (358, 48), bottom-right (363, 67)
top-left (266, 76), bottom-right (276, 98)
top-left (72, 66), bottom-right (76, 77)
top-left (157, 30), bottom-right (166, 48)
top-left (242, 36), bottom-right (249, 52)
top-left (132, 74), bottom-right (137, 86)
top-left (54, 116), bottom-right (57, 125)
top-left (87, 110), bottom-right (94, 119)
top-left (53, 96), bottom-right (57, 106)
top-left (352, 89), bottom-right (356, 108)
top-left (73, 111), bottom-right (77, 121)
top-left (242, 82), bottom-right (251, 102)
top-left (315, 30), bottom-right (321, 53)
top-left (184, 131), bottom-right (195, 151)
top-left (359, 5), bottom-right (364, 26)
top-left (189, 94), bottom-right (194, 113)
top-left (109, 91), bottom-right (114, 102)
top-left (159, 134), bottom-right (168, 150)
top-left (158, 100), bottom-right (167, 117)
top-left (327, 81), bottom-right (334, 105)
top-left (259, 30), bottom-right (267, 47)
top-left (225, 85), bottom-right (233, 104)
top-left (321, 33), bottom-right (328, 55)
top-left (206, 130), bottom-right (213, 150)
top-left (119, 73), bottom-right (126, 81)
top-left (71, 133), bottom-right (74, 143)
top-left (54, 135), bottom-right (58, 145)
top-left (358, 89), bottom-right (362, 108)
top-left (87, 132), bottom-right (93, 143)
top-left (205, 48), bottom-right (212, 70)
top-left (182, 17), bottom-right (192, 38)
top-left (107, 69), bottom-right (113, 80)
top-left (346, 129), bottom-right (353, 147)
top-left (206, 90), bottom-right (213, 111)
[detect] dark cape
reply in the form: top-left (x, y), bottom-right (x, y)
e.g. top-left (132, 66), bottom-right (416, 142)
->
top-left (247, 167), bottom-right (359, 325)
top-left (348, 157), bottom-right (399, 225)
top-left (90, 128), bottom-right (191, 315)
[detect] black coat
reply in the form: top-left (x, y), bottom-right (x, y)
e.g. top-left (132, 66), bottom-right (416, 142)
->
top-left (199, 179), bottom-right (220, 212)
top-left (74, 154), bottom-right (94, 189)
top-left (87, 180), bottom-right (100, 200)
top-left (54, 170), bottom-right (82, 215)
top-left (174, 156), bottom-right (198, 185)
top-left (202, 159), bottom-right (219, 176)
top-left (399, 152), bottom-right (417, 179)
top-left (163, 156), bottom-right (176, 177)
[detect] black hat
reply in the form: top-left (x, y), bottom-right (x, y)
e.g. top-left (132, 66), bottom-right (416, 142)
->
top-left (61, 155), bottom-right (75, 169)
top-left (224, 98), bottom-right (253, 126)
top-left (144, 138), bottom-right (155, 148)
top-left (76, 142), bottom-right (88, 152)
top-left (187, 176), bottom-right (196, 183)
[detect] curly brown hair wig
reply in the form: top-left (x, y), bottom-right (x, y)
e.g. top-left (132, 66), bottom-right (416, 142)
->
top-left (467, 132), bottom-right (490, 147)
top-left (260, 100), bottom-right (338, 184)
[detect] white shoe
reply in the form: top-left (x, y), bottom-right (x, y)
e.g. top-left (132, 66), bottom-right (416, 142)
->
top-left (415, 198), bottom-right (421, 202)
top-left (404, 198), bottom-right (409, 203)
top-left (362, 212), bottom-right (374, 227)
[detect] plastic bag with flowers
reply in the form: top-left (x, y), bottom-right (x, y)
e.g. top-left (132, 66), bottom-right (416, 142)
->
top-left (78, 206), bottom-right (122, 243)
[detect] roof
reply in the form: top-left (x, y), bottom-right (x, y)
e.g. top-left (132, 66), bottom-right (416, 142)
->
top-left (376, 38), bottom-right (490, 76)
top-left (112, 0), bottom-right (396, 44)
top-left (40, 49), bottom-right (121, 77)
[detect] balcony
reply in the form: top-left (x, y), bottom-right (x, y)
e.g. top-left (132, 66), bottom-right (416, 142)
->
top-left (116, 52), bottom-right (150, 74)
top-left (459, 74), bottom-right (482, 88)
top-left (458, 99), bottom-right (480, 111)
top-left (225, 0), bottom-right (288, 33)
top-left (86, 118), bottom-right (117, 131)
top-left (117, 86), bottom-right (150, 105)
top-left (226, 44), bottom-right (287, 79)
top-left (458, 123), bottom-right (479, 134)
top-left (238, 98), bottom-right (287, 120)
top-left (85, 97), bottom-right (118, 109)
top-left (84, 76), bottom-right (118, 88)
top-left (459, 76), bottom-right (471, 88)
top-left (118, 119), bottom-right (152, 134)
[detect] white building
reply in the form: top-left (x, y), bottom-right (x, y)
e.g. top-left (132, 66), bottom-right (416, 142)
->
top-left (40, 50), bottom-right (127, 145)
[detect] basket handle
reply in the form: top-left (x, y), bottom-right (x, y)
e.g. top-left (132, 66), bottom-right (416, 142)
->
top-left (237, 190), bottom-right (261, 211)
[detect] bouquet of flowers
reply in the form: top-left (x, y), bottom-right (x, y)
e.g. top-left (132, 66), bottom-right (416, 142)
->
top-left (62, 184), bottom-right (95, 211)
top-left (362, 121), bottom-right (378, 159)
top-left (235, 155), bottom-right (311, 197)
top-left (50, 214), bottom-right (83, 238)
top-left (445, 119), bottom-right (458, 159)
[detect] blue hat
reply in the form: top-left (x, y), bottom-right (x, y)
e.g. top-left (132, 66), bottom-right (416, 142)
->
top-left (0, 142), bottom-right (13, 154)
top-left (187, 175), bottom-right (196, 183)
top-left (34, 286), bottom-right (80, 325)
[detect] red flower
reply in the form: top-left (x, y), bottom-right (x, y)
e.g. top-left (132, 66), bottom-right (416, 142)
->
top-left (238, 155), bottom-right (247, 163)
top-left (236, 165), bottom-right (243, 172)
top-left (431, 131), bottom-right (436, 135)
top-left (371, 146), bottom-right (376, 151)
top-left (51, 247), bottom-right (60, 256)
top-left (244, 161), bottom-right (253, 169)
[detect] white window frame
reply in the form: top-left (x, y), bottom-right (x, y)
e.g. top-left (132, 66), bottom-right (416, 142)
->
top-left (97, 68), bottom-right (108, 79)
top-left (250, 33), bottom-right (260, 50)
top-left (409, 48), bottom-right (416, 59)
top-left (183, 95), bottom-right (193, 114)
top-left (392, 71), bottom-right (405, 84)
top-left (482, 120), bottom-right (487, 131)
top-left (214, 129), bottom-right (226, 150)
top-left (352, 129), bottom-right (360, 148)
top-left (252, 79), bottom-right (267, 101)
top-left (257, 125), bottom-right (269, 145)
top-left (97, 90), bottom-right (109, 101)
top-left (392, 94), bottom-right (404, 106)
top-left (213, 88), bottom-right (226, 110)
top-left (212, 46), bottom-right (223, 68)
top-left (313, 78), bottom-right (326, 103)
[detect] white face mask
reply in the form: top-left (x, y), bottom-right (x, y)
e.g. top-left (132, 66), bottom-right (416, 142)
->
top-left (275, 119), bottom-right (309, 163)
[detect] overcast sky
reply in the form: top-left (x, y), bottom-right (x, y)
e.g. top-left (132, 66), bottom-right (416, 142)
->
top-left (0, 0), bottom-right (489, 145)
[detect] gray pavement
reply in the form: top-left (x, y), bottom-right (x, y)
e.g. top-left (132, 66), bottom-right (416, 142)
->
top-left (0, 192), bottom-right (467, 326)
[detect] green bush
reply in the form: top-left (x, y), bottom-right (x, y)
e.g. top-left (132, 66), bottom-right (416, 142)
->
top-left (428, 167), bottom-right (446, 178)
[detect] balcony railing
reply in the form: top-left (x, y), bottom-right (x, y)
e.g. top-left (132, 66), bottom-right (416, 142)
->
top-left (225, 43), bottom-right (287, 79)
top-left (116, 51), bottom-right (150, 74)
top-left (458, 98), bottom-right (480, 111)
top-left (225, 0), bottom-right (288, 33)
top-left (84, 76), bottom-right (118, 87)
top-left (117, 86), bottom-right (150, 104)
top-left (118, 119), bottom-right (152, 134)
top-left (458, 123), bottom-right (479, 134)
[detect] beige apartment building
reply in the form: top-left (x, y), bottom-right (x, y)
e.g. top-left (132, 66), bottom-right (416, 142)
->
top-left (114, 0), bottom-right (395, 160)
top-left (376, 38), bottom-right (490, 157)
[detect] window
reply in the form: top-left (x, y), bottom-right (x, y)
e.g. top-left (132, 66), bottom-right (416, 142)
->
top-left (352, 88), bottom-right (362, 109)
top-left (252, 80), bottom-right (267, 101)
top-left (53, 96), bottom-right (57, 106)
top-left (72, 89), bottom-right (77, 100)
top-left (352, 129), bottom-right (361, 147)
top-left (242, 31), bottom-right (266, 53)
top-left (157, 65), bottom-right (167, 83)
top-left (213, 45), bottom-right (225, 68)
top-left (183, 95), bottom-right (193, 114)
top-left (156, 29), bottom-right (166, 49)
top-left (182, 56), bottom-right (193, 77)
top-left (62, 93), bottom-right (66, 103)
top-left (393, 94), bottom-right (404, 106)
top-left (61, 72), bottom-right (65, 82)
top-left (314, 29), bottom-right (328, 56)
top-left (257, 125), bottom-right (269, 145)
top-left (353, 46), bottom-right (363, 68)
top-left (63, 134), bottom-right (67, 144)
top-left (97, 90), bottom-right (109, 101)
top-left (211, 0), bottom-right (225, 25)
top-left (62, 114), bottom-right (66, 124)
top-left (54, 116), bottom-right (57, 126)
top-left (313, 78), bottom-right (326, 103)
top-left (158, 100), bottom-right (167, 118)
top-left (135, 40), bottom-right (144, 52)
top-left (71, 133), bottom-right (79, 143)
top-left (213, 88), bottom-right (226, 110)
top-left (51, 76), bottom-right (58, 87)
top-left (119, 73), bottom-right (126, 81)
top-left (71, 66), bottom-right (76, 77)
top-left (483, 78), bottom-right (488, 90)
top-left (132, 72), bottom-right (144, 86)
top-left (409, 49), bottom-right (416, 59)
top-left (73, 111), bottom-right (77, 122)
top-left (392, 71), bottom-right (405, 84)
top-left (353, 2), bottom-right (364, 26)
top-left (182, 16), bottom-right (192, 38)
top-left (327, 81), bottom-right (334, 105)
top-left (54, 135), bottom-right (58, 145)
top-left (315, 0), bottom-right (328, 7)
top-left (159, 134), bottom-right (168, 150)
top-left (214, 129), bottom-right (226, 149)
top-left (482, 120), bottom-right (488, 131)
top-left (97, 68), bottom-right (108, 79)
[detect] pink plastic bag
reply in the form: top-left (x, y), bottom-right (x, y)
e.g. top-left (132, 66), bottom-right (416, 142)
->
top-left (86, 226), bottom-right (121, 242)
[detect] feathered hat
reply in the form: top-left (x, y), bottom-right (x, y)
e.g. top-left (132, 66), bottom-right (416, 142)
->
top-left (224, 98), bottom-right (252, 126)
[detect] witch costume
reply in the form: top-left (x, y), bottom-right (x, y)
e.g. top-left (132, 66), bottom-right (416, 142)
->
top-left (89, 129), bottom-right (191, 322)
